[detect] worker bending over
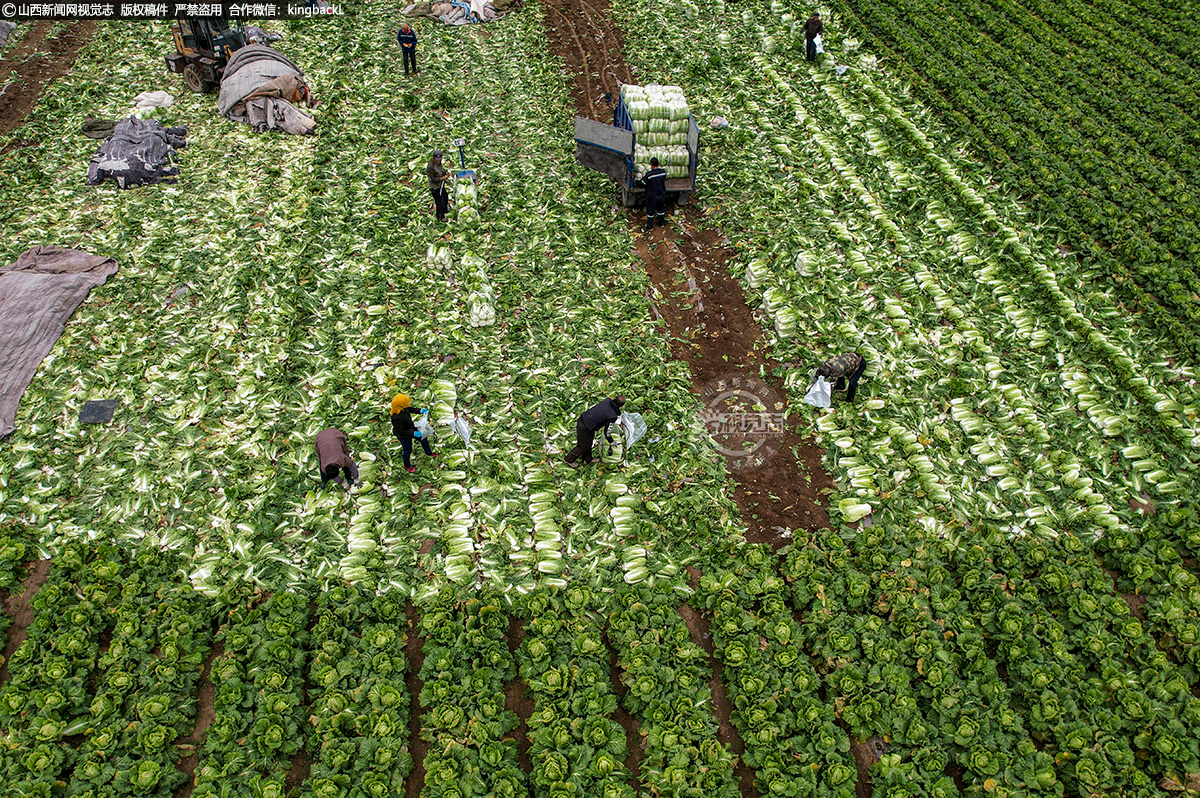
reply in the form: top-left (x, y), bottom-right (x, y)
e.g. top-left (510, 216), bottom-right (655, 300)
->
top-left (565, 396), bottom-right (626, 468)
top-left (315, 428), bottom-right (361, 488)
top-left (816, 352), bottom-right (867, 402)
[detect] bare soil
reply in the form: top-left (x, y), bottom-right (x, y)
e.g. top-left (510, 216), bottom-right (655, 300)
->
top-left (677, 603), bottom-right (760, 798)
top-left (503, 616), bottom-right (535, 775)
top-left (540, 0), bottom-right (834, 551)
top-left (173, 635), bottom-right (223, 798)
top-left (0, 558), bottom-right (53, 690)
top-left (404, 601), bottom-right (429, 798)
top-left (539, 0), bottom-right (632, 121)
top-left (848, 739), bottom-right (879, 798)
top-left (284, 601), bottom-right (319, 794)
top-left (602, 628), bottom-right (644, 792)
top-left (637, 225), bottom-right (835, 548)
top-left (0, 21), bottom-right (96, 140)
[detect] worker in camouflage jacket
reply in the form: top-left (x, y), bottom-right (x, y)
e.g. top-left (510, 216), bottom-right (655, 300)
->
top-left (565, 396), bottom-right (626, 468)
top-left (816, 352), bottom-right (866, 402)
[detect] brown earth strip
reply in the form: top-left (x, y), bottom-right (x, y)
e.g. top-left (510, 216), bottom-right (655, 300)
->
top-left (848, 739), bottom-right (878, 798)
top-left (0, 21), bottom-right (97, 139)
top-left (539, 0), bottom-right (834, 550)
top-left (540, 0), bottom-right (631, 121)
top-left (503, 616), bottom-right (535, 775)
top-left (404, 600), bottom-right (429, 798)
top-left (602, 627), bottom-right (644, 792)
top-left (0, 558), bottom-right (53, 689)
top-left (637, 224), bottom-right (834, 548)
top-left (284, 601), bottom-right (319, 794)
top-left (173, 631), bottom-right (223, 798)
top-left (676, 603), bottom-right (760, 798)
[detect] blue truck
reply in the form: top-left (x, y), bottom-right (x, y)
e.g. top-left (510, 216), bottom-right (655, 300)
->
top-left (573, 94), bottom-right (699, 207)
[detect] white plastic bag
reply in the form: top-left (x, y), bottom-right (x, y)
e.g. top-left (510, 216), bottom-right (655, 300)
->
top-left (814, 34), bottom-right (824, 54)
top-left (804, 376), bottom-right (832, 408)
top-left (619, 412), bottom-right (648, 451)
top-left (415, 414), bottom-right (435, 442)
top-left (450, 413), bottom-right (472, 449)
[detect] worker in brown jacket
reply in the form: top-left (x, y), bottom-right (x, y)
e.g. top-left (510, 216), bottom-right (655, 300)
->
top-left (803, 12), bottom-right (823, 62)
top-left (426, 150), bottom-right (450, 222)
top-left (315, 428), bottom-right (361, 488)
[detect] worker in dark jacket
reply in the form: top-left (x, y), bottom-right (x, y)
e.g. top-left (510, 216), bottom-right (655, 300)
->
top-left (315, 428), bottom-right (361, 488)
top-left (397, 24), bottom-right (418, 75)
top-left (426, 150), bottom-right (450, 223)
top-left (391, 393), bottom-right (437, 473)
top-left (565, 396), bottom-right (626, 468)
top-left (816, 353), bottom-right (866, 402)
top-left (803, 12), bottom-right (823, 61)
top-left (637, 158), bottom-right (668, 232)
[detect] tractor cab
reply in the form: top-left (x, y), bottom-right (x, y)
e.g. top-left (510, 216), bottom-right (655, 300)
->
top-left (165, 18), bottom-right (247, 93)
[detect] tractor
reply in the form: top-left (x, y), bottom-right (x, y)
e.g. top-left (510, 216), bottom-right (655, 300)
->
top-left (165, 19), bottom-right (248, 94)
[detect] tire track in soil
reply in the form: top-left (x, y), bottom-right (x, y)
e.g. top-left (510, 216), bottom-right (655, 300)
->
top-left (601, 627), bottom-right (644, 792)
top-left (404, 601), bottom-right (429, 798)
top-left (676, 603), bottom-right (760, 798)
top-left (0, 558), bottom-right (53, 691)
top-left (540, 0), bottom-right (631, 122)
top-left (0, 21), bottom-right (97, 139)
top-left (503, 616), bottom-right (535, 776)
top-left (173, 624), bottom-right (223, 798)
top-left (539, 0), bottom-right (834, 551)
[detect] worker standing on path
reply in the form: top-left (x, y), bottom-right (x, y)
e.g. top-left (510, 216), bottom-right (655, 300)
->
top-left (803, 11), bottom-right (823, 62)
top-left (637, 158), bottom-right (667, 232)
top-left (315, 428), bottom-right (361, 489)
top-left (397, 24), bottom-right (419, 75)
top-left (564, 396), bottom-right (626, 468)
top-left (426, 150), bottom-right (450, 223)
top-left (816, 353), bottom-right (867, 402)
top-left (391, 394), bottom-right (438, 473)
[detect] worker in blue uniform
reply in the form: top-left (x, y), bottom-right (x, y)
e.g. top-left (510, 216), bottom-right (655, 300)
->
top-left (637, 158), bottom-right (668, 232)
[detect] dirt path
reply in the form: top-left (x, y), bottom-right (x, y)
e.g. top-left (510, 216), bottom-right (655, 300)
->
top-left (677, 603), bottom-right (759, 798)
top-left (503, 616), bottom-right (535, 776)
top-left (0, 21), bottom-right (96, 140)
top-left (602, 628), bottom-right (644, 791)
top-left (173, 634), bottom-right (223, 798)
top-left (539, 0), bottom-right (834, 549)
top-left (0, 558), bottom-right (52, 690)
top-left (404, 601), bottom-right (429, 798)
top-left (539, 0), bottom-right (631, 120)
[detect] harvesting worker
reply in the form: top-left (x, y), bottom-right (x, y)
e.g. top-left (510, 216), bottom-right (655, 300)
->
top-left (427, 150), bottom-right (450, 223)
top-left (637, 158), bottom-right (668, 232)
top-left (315, 428), bottom-right (361, 489)
top-left (815, 352), bottom-right (867, 403)
top-left (397, 23), bottom-right (419, 76)
top-left (391, 393), bottom-right (438, 473)
top-left (803, 11), bottom-right (822, 62)
top-left (565, 395), bottom-right (627, 469)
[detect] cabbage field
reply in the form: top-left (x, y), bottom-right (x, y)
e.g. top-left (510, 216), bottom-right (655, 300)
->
top-left (1, 1), bottom-right (1199, 797)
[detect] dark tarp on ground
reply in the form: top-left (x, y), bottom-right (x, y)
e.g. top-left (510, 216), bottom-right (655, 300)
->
top-left (0, 246), bottom-right (119, 439)
top-left (217, 44), bottom-right (316, 135)
top-left (85, 116), bottom-right (188, 188)
top-left (0, 21), bottom-right (15, 50)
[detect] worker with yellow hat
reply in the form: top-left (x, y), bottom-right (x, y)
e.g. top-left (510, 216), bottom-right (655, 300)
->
top-left (390, 393), bottom-right (437, 473)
